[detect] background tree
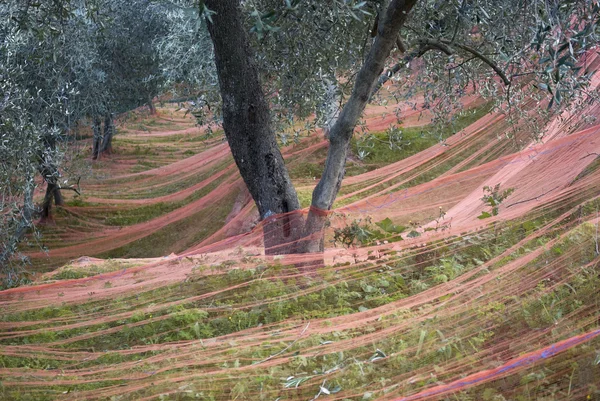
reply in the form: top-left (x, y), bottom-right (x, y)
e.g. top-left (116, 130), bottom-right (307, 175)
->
top-left (88, 0), bottom-right (168, 159)
top-left (0, 0), bottom-right (80, 286)
top-left (0, 0), bottom-right (169, 286)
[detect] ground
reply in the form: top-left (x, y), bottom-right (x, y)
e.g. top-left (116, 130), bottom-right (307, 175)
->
top-left (1, 78), bottom-right (600, 400)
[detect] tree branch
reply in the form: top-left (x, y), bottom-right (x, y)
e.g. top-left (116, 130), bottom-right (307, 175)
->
top-left (254, 322), bottom-right (310, 365)
top-left (396, 37), bottom-right (406, 53)
top-left (439, 39), bottom-right (510, 86)
top-left (372, 36), bottom-right (511, 99)
top-left (506, 185), bottom-right (560, 208)
top-left (58, 177), bottom-right (81, 196)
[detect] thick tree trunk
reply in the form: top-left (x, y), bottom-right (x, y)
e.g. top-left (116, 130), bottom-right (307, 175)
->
top-left (301, 0), bottom-right (418, 252)
top-left (205, 0), bottom-right (303, 255)
top-left (100, 113), bottom-right (114, 154)
top-left (92, 116), bottom-right (102, 159)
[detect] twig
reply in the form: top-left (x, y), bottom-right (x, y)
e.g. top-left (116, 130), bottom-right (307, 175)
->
top-left (595, 208), bottom-right (599, 256)
top-left (439, 39), bottom-right (510, 85)
top-left (506, 185), bottom-right (560, 208)
top-left (579, 152), bottom-right (599, 160)
top-left (58, 177), bottom-right (82, 196)
top-left (254, 322), bottom-right (310, 365)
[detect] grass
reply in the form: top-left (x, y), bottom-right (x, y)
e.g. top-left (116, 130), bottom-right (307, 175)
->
top-left (97, 189), bottom-right (238, 258)
top-left (2, 209), bottom-right (598, 399)
top-left (47, 259), bottom-right (140, 281)
top-left (4, 100), bottom-right (599, 400)
top-left (349, 102), bottom-right (493, 172)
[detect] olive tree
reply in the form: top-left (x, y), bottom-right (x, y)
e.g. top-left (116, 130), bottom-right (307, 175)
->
top-left (88, 0), bottom-right (169, 159)
top-left (198, 0), bottom-right (598, 255)
top-left (0, 1), bottom-right (80, 286)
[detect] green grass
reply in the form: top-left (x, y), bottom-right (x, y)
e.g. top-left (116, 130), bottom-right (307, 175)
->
top-left (349, 102), bottom-right (493, 173)
top-left (102, 202), bottom-right (183, 226)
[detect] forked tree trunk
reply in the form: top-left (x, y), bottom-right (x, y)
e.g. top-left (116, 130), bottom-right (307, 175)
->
top-left (205, 0), bottom-right (303, 255)
top-left (100, 113), bottom-right (114, 155)
top-left (205, 0), bottom-right (417, 256)
top-left (92, 116), bottom-right (102, 159)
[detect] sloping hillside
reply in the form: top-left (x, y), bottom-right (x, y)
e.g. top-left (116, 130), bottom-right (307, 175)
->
top-left (1, 76), bottom-right (600, 400)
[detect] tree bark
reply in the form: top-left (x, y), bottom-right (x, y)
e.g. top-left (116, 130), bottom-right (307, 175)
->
top-left (205, 0), bottom-right (303, 255)
top-left (38, 130), bottom-right (63, 220)
top-left (301, 0), bottom-right (418, 252)
top-left (41, 181), bottom-right (59, 220)
top-left (204, 0), bottom-right (417, 257)
top-left (92, 116), bottom-right (102, 159)
top-left (0, 176), bottom-right (34, 264)
top-left (148, 94), bottom-right (157, 115)
top-left (100, 113), bottom-right (114, 154)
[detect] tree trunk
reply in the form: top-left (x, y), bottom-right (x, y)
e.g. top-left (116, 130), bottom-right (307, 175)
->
top-left (38, 130), bottom-right (63, 220)
top-left (0, 175), bottom-right (34, 266)
top-left (205, 0), bottom-right (417, 257)
top-left (301, 0), bottom-right (418, 252)
top-left (205, 0), bottom-right (303, 255)
top-left (100, 113), bottom-right (114, 155)
top-left (41, 181), bottom-right (58, 220)
top-left (0, 175), bottom-right (35, 286)
top-left (148, 95), bottom-right (157, 115)
top-left (92, 116), bottom-right (102, 159)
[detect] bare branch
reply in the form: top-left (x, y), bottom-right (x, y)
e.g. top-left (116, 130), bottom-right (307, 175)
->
top-left (396, 37), bottom-right (406, 53)
top-left (371, 35), bottom-right (511, 99)
top-left (506, 185), bottom-right (560, 208)
top-left (254, 322), bottom-right (310, 365)
top-left (58, 177), bottom-right (81, 196)
top-left (439, 39), bottom-right (510, 86)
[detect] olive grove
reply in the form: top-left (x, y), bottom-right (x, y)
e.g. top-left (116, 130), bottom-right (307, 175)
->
top-left (191, 0), bottom-right (600, 254)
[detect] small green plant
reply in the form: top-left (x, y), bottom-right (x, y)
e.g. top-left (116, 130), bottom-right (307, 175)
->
top-left (478, 184), bottom-right (514, 219)
top-left (333, 217), bottom-right (405, 248)
top-left (333, 218), bottom-right (376, 248)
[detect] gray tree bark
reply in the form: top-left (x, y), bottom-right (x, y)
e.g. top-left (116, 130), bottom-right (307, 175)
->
top-left (100, 113), bottom-right (114, 154)
top-left (205, 0), bottom-right (303, 255)
top-left (92, 116), bottom-right (102, 159)
top-left (204, 0), bottom-right (418, 255)
top-left (301, 0), bottom-right (418, 252)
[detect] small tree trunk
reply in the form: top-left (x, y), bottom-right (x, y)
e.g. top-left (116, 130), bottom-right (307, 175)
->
top-left (302, 0), bottom-right (418, 252)
top-left (54, 184), bottom-right (64, 206)
top-left (92, 116), bottom-right (102, 159)
top-left (38, 129), bottom-right (63, 220)
top-left (100, 113), bottom-right (114, 155)
top-left (0, 175), bottom-right (35, 266)
top-left (148, 95), bottom-right (157, 115)
top-left (41, 182), bottom-right (57, 220)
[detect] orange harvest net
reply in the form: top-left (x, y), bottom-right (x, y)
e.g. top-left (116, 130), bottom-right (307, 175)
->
top-left (1, 57), bottom-right (600, 401)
